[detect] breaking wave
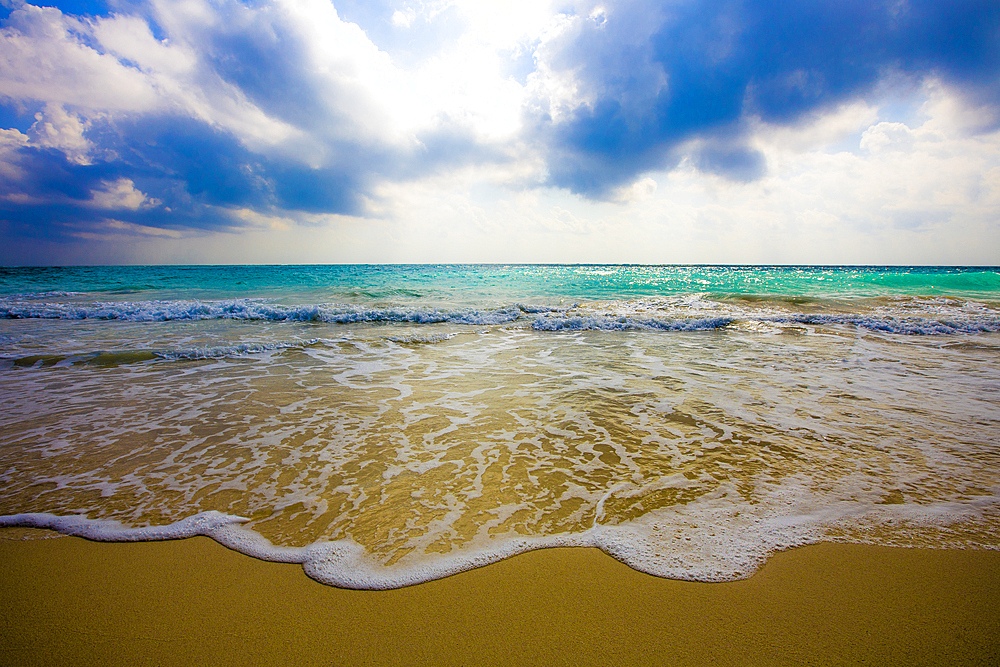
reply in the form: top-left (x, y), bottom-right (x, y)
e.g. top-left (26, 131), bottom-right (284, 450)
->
top-left (2, 296), bottom-right (999, 336)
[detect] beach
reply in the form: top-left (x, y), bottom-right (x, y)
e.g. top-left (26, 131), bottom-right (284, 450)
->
top-left (3, 265), bottom-right (1000, 663)
top-left (3, 0), bottom-right (999, 649)
top-left (3, 532), bottom-right (999, 666)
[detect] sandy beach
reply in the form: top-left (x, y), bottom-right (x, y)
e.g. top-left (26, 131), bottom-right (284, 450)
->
top-left (2, 532), bottom-right (998, 666)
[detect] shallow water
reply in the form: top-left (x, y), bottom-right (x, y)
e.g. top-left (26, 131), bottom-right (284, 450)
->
top-left (2, 265), bottom-right (999, 587)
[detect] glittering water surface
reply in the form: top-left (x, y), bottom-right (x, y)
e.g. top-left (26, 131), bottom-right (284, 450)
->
top-left (2, 266), bottom-right (999, 585)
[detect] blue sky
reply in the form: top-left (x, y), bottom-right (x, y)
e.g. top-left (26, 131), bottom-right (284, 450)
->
top-left (1, 0), bottom-right (998, 264)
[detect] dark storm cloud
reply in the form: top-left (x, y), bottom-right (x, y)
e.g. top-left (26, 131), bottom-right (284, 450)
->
top-left (0, 111), bottom-right (380, 238)
top-left (102, 116), bottom-right (272, 209)
top-left (0, 121), bottom-right (245, 235)
top-left (0, 103), bottom-right (486, 241)
top-left (532, 0), bottom-right (1000, 196)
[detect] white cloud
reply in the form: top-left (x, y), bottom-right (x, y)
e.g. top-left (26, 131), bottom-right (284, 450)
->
top-left (88, 178), bottom-right (161, 210)
top-left (860, 121), bottom-right (915, 153)
top-left (28, 103), bottom-right (91, 163)
top-left (0, 5), bottom-right (160, 111)
top-left (0, 126), bottom-right (28, 183)
top-left (91, 13), bottom-right (196, 77)
top-left (611, 177), bottom-right (657, 203)
top-left (391, 8), bottom-right (415, 28)
top-left (99, 219), bottom-right (185, 237)
top-left (67, 218), bottom-right (186, 240)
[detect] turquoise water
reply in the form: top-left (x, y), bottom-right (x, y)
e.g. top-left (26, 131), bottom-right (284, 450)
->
top-left (2, 265), bottom-right (999, 335)
top-left (1, 265), bottom-right (999, 588)
top-left (3, 265), bottom-right (1000, 304)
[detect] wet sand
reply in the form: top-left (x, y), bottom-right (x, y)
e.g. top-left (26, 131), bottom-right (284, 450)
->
top-left (1, 533), bottom-right (999, 666)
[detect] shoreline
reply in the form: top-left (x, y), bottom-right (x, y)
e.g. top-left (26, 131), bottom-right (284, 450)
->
top-left (2, 534), bottom-right (999, 665)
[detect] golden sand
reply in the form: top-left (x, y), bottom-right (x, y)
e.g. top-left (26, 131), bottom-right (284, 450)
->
top-left (1, 533), bottom-right (999, 666)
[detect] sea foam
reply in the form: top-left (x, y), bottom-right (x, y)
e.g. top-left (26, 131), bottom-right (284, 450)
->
top-left (3, 491), bottom-right (996, 590)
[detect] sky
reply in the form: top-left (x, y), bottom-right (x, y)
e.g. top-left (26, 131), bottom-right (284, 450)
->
top-left (0, 0), bottom-right (998, 265)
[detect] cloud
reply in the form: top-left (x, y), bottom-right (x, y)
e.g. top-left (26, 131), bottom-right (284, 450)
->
top-left (0, 4), bottom-right (160, 111)
top-left (87, 178), bottom-right (160, 210)
top-left (611, 175), bottom-right (657, 203)
top-left (0, 0), bottom-right (997, 263)
top-left (690, 143), bottom-right (766, 182)
top-left (26, 103), bottom-right (91, 161)
top-left (860, 121), bottom-right (916, 153)
top-left (0, 0), bottom-right (511, 242)
top-left (526, 0), bottom-right (1000, 196)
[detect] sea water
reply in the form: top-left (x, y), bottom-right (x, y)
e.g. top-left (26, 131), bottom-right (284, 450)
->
top-left (1, 265), bottom-right (999, 588)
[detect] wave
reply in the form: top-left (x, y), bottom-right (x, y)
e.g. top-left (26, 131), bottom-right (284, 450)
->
top-left (3, 340), bottom-right (323, 368)
top-left (155, 340), bottom-right (322, 360)
top-left (532, 315), bottom-right (736, 331)
top-left (776, 314), bottom-right (1000, 335)
top-left (3, 297), bottom-right (1000, 336)
top-left (0, 511), bottom-right (598, 590)
top-left (3, 496), bottom-right (995, 589)
top-left (4, 291), bottom-right (82, 300)
top-left (529, 312), bottom-right (1000, 334)
top-left (0, 299), bottom-right (527, 326)
top-left (8, 350), bottom-right (160, 368)
top-left (0, 508), bottom-right (838, 589)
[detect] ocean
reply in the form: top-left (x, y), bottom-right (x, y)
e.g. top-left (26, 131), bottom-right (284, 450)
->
top-left (1, 264), bottom-right (999, 588)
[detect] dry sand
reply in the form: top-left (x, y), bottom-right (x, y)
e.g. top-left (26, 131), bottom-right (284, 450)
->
top-left (2, 532), bottom-right (999, 666)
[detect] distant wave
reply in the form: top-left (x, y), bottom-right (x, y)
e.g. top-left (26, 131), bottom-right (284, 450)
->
top-left (532, 315), bottom-right (736, 331)
top-left (777, 314), bottom-right (1000, 335)
top-left (5, 291), bottom-right (81, 300)
top-left (528, 312), bottom-right (1000, 334)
